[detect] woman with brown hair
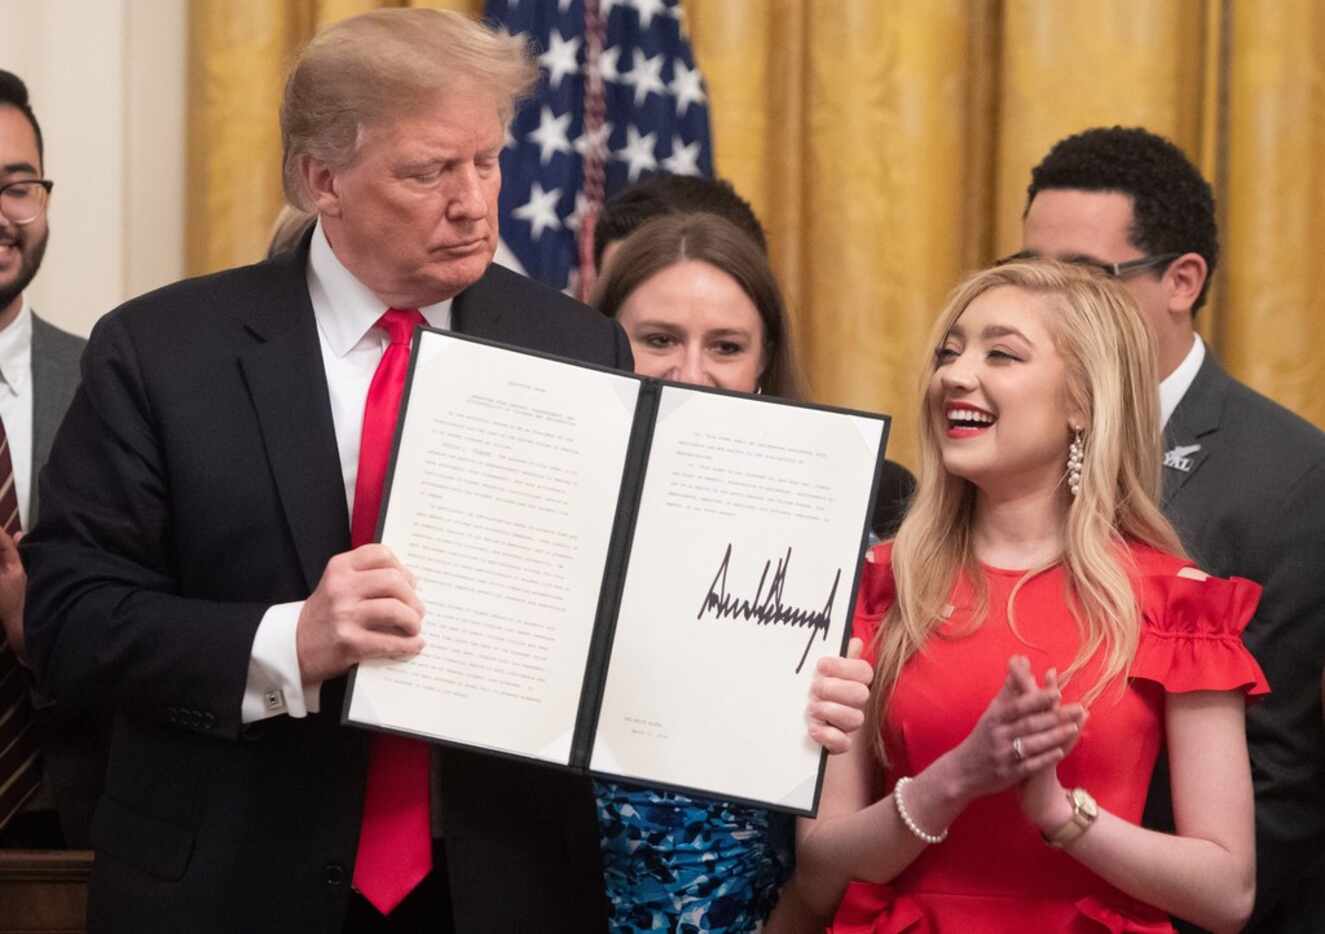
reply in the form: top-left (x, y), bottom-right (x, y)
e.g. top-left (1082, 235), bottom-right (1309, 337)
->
top-left (589, 211), bottom-right (870, 932)
top-left (770, 261), bottom-right (1265, 933)
top-left (593, 210), bottom-right (803, 399)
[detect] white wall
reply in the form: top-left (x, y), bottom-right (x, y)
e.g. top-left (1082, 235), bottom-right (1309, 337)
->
top-left (1, 0), bottom-right (187, 337)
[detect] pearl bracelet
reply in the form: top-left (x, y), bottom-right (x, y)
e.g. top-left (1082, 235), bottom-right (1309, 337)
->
top-left (893, 775), bottom-right (949, 845)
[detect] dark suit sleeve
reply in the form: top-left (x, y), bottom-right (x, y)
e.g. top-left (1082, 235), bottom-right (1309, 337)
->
top-left (23, 312), bottom-right (265, 741)
top-left (1243, 460), bottom-right (1325, 927)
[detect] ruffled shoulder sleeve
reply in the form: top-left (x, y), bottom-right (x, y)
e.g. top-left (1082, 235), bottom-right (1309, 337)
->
top-left (1130, 548), bottom-right (1269, 698)
top-left (850, 542), bottom-right (896, 659)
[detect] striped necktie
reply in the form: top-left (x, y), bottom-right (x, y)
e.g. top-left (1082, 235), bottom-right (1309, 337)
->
top-left (0, 412), bottom-right (38, 832)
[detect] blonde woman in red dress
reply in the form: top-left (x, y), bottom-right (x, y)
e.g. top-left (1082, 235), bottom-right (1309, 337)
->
top-left (768, 261), bottom-right (1266, 933)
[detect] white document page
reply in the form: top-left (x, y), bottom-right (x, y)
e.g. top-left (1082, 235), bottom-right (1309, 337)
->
top-left (590, 387), bottom-right (883, 810)
top-left (346, 332), bottom-right (639, 764)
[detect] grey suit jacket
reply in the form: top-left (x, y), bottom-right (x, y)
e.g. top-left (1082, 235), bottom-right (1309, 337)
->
top-left (27, 313), bottom-right (101, 848)
top-left (1143, 351), bottom-right (1325, 933)
top-left (31, 314), bottom-right (85, 518)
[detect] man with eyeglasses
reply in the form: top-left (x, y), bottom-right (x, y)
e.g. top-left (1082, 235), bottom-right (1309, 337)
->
top-left (1017, 126), bottom-right (1325, 933)
top-left (0, 69), bottom-right (94, 849)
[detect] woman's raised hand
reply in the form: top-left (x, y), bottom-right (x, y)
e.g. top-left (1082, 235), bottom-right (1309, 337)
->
top-left (1012, 666), bottom-right (1087, 828)
top-left (946, 656), bottom-right (1083, 803)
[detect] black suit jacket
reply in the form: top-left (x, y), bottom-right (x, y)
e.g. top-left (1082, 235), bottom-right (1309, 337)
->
top-left (23, 242), bottom-right (631, 933)
top-left (1142, 352), bottom-right (1325, 933)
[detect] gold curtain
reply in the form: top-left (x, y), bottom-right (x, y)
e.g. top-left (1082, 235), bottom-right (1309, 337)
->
top-left (189, 0), bottom-right (1325, 469)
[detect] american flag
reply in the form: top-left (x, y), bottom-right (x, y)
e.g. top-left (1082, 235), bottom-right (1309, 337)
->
top-left (486, 0), bottom-right (714, 298)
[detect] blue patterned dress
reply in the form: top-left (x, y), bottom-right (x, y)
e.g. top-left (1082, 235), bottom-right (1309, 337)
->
top-left (594, 780), bottom-right (791, 933)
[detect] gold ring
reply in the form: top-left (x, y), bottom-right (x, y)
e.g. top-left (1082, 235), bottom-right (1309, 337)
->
top-left (1012, 737), bottom-right (1026, 762)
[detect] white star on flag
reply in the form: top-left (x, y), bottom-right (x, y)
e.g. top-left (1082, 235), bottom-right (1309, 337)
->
top-left (573, 121), bottom-right (614, 160)
top-left (538, 30), bottom-right (581, 91)
top-left (512, 182), bottom-right (563, 240)
top-left (625, 50), bottom-right (665, 106)
top-left (565, 192), bottom-right (595, 233)
top-left (616, 125), bottom-right (658, 182)
top-left (669, 59), bottom-right (706, 117)
top-left (661, 136), bottom-right (702, 176)
top-left (527, 106), bottom-right (573, 165)
top-left (598, 46), bottom-right (624, 84)
top-left (629, 0), bottom-right (668, 28)
top-left (487, 0), bottom-right (713, 291)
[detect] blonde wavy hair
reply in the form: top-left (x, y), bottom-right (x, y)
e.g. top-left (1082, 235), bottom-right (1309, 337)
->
top-left (870, 260), bottom-right (1185, 760)
top-left (281, 8), bottom-right (538, 211)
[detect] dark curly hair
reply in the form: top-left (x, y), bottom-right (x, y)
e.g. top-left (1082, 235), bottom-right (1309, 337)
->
top-left (0, 70), bottom-right (43, 165)
top-left (1026, 126), bottom-right (1217, 313)
top-left (593, 174), bottom-right (766, 270)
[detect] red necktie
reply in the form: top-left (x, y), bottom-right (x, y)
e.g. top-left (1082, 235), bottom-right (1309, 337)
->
top-left (0, 413), bottom-right (38, 834)
top-left (350, 308), bottom-right (431, 915)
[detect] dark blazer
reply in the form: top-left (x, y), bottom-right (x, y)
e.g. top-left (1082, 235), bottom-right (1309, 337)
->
top-left (1142, 352), bottom-right (1325, 933)
top-left (26, 314), bottom-right (105, 849)
top-left (870, 459), bottom-right (916, 540)
top-left (23, 241), bottom-right (631, 933)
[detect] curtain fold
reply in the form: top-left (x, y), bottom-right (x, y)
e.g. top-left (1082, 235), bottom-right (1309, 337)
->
top-left (188, 0), bottom-right (1325, 464)
top-left (1222, 0), bottom-right (1325, 419)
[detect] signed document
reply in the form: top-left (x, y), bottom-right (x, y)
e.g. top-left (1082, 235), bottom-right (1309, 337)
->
top-left (590, 388), bottom-right (882, 811)
top-left (344, 328), bottom-right (889, 815)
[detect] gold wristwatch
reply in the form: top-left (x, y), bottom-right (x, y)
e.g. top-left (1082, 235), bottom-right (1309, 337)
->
top-left (1043, 787), bottom-right (1099, 848)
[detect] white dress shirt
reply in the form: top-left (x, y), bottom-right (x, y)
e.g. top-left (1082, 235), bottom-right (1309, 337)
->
top-left (242, 222), bottom-right (452, 723)
top-left (0, 302), bottom-right (34, 531)
top-left (1159, 333), bottom-right (1205, 429)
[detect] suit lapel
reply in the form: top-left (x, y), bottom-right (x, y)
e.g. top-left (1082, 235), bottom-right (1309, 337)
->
top-left (450, 265), bottom-right (507, 340)
top-left (1161, 352), bottom-right (1229, 510)
top-left (238, 246), bottom-right (349, 593)
top-left (29, 317), bottom-right (56, 522)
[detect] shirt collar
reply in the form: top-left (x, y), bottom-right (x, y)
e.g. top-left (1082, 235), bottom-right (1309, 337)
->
top-left (306, 219), bottom-right (453, 357)
top-left (1159, 333), bottom-right (1205, 428)
top-left (0, 300), bottom-right (34, 397)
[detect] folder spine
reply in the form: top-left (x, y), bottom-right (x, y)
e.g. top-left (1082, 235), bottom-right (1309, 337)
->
top-left (568, 379), bottom-right (663, 769)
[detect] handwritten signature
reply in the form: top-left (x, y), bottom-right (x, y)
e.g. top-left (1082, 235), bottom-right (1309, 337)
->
top-left (696, 543), bottom-right (841, 673)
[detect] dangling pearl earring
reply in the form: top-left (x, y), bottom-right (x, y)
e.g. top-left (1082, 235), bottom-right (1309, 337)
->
top-left (1067, 428), bottom-right (1084, 497)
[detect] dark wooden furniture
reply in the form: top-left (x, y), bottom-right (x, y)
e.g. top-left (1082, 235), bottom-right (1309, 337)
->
top-left (0, 850), bottom-right (92, 934)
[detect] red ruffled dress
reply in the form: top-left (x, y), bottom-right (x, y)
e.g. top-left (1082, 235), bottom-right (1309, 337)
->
top-left (832, 541), bottom-right (1268, 934)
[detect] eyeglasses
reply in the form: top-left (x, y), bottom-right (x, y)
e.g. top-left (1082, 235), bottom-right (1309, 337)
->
top-left (996, 250), bottom-right (1182, 279)
top-left (0, 179), bottom-right (54, 225)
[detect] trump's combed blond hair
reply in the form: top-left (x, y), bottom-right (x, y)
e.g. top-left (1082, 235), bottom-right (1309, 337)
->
top-left (280, 8), bottom-right (537, 210)
top-left (871, 261), bottom-right (1185, 762)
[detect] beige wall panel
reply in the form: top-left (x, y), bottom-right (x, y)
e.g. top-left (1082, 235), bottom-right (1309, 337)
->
top-left (2, 0), bottom-right (187, 335)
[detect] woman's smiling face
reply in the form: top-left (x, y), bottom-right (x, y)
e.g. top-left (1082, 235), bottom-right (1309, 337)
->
top-left (928, 285), bottom-right (1079, 497)
top-left (616, 259), bottom-right (767, 393)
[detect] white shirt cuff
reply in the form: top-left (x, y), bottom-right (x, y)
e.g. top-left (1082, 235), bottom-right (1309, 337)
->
top-left (241, 601), bottom-right (323, 723)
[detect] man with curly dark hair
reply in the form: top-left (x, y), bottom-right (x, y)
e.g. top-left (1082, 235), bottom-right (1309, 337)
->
top-left (591, 173), bottom-right (767, 275)
top-left (1015, 126), bottom-right (1325, 934)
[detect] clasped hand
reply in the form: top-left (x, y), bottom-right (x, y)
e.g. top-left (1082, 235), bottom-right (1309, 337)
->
top-left (296, 544), bottom-right (426, 684)
top-left (949, 656), bottom-right (1086, 822)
